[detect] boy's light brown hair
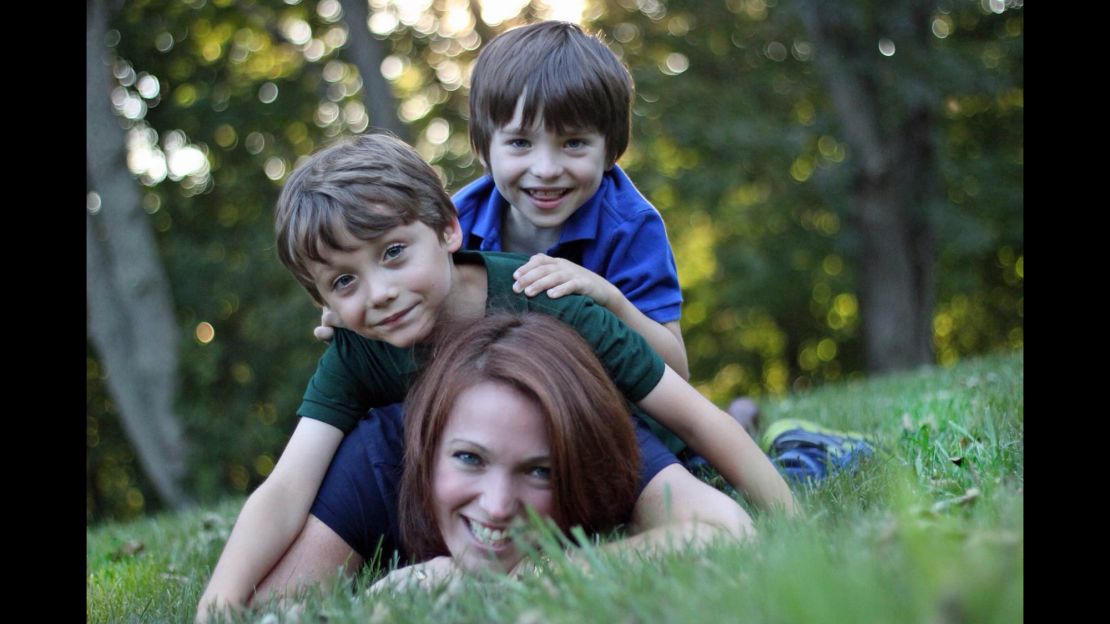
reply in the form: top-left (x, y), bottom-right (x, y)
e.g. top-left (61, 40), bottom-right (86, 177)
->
top-left (468, 21), bottom-right (634, 168)
top-left (274, 132), bottom-right (457, 305)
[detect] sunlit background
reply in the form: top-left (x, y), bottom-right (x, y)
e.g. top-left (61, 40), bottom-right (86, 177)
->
top-left (88, 0), bottom-right (1022, 522)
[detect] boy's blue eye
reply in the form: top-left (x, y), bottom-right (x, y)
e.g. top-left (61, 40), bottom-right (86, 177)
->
top-left (509, 138), bottom-right (530, 149)
top-left (332, 275), bottom-right (355, 290)
top-left (383, 244), bottom-right (405, 261)
top-left (565, 138), bottom-right (585, 149)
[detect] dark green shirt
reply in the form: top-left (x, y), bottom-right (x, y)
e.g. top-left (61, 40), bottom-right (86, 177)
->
top-left (298, 250), bottom-right (666, 433)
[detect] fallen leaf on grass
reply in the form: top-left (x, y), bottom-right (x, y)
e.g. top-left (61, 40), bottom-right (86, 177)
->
top-left (110, 540), bottom-right (145, 560)
top-left (901, 412), bottom-right (939, 432)
top-left (930, 487), bottom-right (981, 514)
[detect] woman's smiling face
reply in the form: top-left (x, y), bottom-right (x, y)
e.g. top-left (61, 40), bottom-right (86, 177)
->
top-left (431, 381), bottom-right (555, 573)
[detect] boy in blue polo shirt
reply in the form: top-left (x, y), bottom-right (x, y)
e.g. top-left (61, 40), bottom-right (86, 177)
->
top-left (453, 20), bottom-right (688, 380)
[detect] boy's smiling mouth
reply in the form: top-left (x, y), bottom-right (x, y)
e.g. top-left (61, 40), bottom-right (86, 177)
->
top-left (375, 305), bottom-right (415, 327)
top-left (525, 188), bottom-right (570, 200)
top-left (524, 188), bottom-right (572, 211)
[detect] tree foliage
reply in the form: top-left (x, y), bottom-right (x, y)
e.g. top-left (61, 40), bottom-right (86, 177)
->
top-left (87, 0), bottom-right (1022, 522)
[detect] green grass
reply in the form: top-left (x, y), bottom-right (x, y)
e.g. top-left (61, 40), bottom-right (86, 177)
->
top-left (87, 350), bottom-right (1023, 623)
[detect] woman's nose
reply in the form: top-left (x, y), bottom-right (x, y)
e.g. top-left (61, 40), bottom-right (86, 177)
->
top-left (478, 472), bottom-right (520, 522)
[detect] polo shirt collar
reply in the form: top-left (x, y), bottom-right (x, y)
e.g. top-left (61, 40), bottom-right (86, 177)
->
top-left (469, 178), bottom-right (506, 251)
top-left (555, 165), bottom-right (625, 247)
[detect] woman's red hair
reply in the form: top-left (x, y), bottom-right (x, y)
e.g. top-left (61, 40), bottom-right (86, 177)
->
top-left (399, 312), bottom-right (641, 561)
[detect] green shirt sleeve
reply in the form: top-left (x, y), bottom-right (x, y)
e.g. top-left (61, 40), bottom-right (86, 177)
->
top-left (479, 250), bottom-right (667, 404)
top-left (527, 293), bottom-right (666, 403)
top-left (297, 329), bottom-right (414, 432)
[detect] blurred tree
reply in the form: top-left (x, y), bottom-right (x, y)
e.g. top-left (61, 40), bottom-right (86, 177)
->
top-left (87, 0), bottom-right (1021, 522)
top-left (337, 0), bottom-right (408, 139)
top-left (589, 0), bottom-right (1021, 401)
top-left (87, 0), bottom-right (190, 510)
top-left (797, 0), bottom-right (940, 372)
top-left (87, 0), bottom-right (356, 521)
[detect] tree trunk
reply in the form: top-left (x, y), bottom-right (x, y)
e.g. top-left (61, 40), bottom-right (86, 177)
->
top-left (338, 0), bottom-right (409, 140)
top-left (87, 0), bottom-right (191, 509)
top-left (799, 0), bottom-right (936, 372)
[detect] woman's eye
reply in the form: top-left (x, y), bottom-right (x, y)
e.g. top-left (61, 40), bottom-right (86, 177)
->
top-left (383, 244), bottom-right (405, 261)
top-left (529, 466), bottom-right (551, 481)
top-left (332, 275), bottom-right (355, 290)
top-left (453, 451), bottom-right (481, 466)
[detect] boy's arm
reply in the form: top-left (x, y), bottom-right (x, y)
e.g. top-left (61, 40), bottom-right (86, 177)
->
top-left (603, 463), bottom-right (754, 554)
top-left (637, 367), bottom-right (799, 516)
top-left (196, 418), bottom-right (343, 622)
top-left (513, 254), bottom-right (690, 379)
top-left (514, 464), bottom-right (755, 578)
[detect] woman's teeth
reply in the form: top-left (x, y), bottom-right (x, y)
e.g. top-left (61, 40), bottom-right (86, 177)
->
top-left (468, 519), bottom-right (509, 546)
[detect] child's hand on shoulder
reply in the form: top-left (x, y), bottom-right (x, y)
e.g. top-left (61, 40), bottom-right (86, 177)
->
top-left (513, 254), bottom-right (617, 306)
top-left (312, 306), bottom-right (346, 343)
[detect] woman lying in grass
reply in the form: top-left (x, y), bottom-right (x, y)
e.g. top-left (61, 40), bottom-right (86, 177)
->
top-left (370, 312), bottom-right (749, 591)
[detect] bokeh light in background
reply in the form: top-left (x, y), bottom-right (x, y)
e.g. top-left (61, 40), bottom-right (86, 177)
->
top-left (195, 322), bottom-right (215, 344)
top-left (89, 0), bottom-right (1021, 523)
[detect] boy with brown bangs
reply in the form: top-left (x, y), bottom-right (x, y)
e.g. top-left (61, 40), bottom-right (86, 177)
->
top-left (196, 132), bottom-right (797, 621)
top-left (453, 19), bottom-right (693, 452)
top-left (455, 20), bottom-right (689, 380)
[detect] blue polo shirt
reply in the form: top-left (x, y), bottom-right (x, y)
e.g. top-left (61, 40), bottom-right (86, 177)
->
top-left (452, 164), bottom-right (683, 324)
